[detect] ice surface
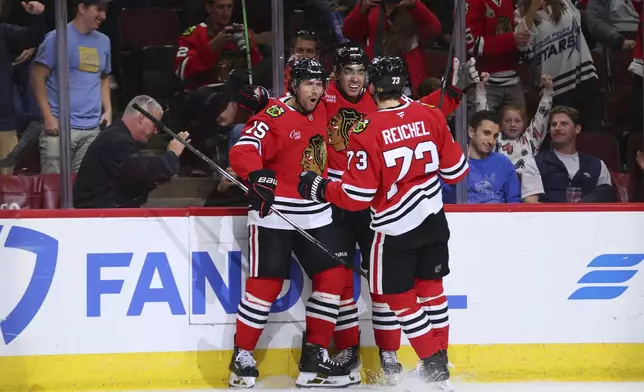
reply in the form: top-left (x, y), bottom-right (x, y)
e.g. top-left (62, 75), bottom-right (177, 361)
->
top-left (118, 381), bottom-right (644, 392)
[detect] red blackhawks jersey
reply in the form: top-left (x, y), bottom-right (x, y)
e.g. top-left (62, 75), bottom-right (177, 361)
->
top-left (175, 22), bottom-right (262, 90)
top-left (229, 97), bottom-right (331, 230)
top-left (465, 0), bottom-right (520, 86)
top-left (325, 101), bottom-right (469, 236)
top-left (323, 83), bottom-right (377, 181)
top-left (324, 83), bottom-right (462, 182)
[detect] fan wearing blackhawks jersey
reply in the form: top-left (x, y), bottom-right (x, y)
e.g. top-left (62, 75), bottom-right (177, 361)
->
top-left (323, 47), bottom-right (484, 385)
top-left (299, 56), bottom-right (469, 390)
top-left (227, 58), bottom-right (354, 389)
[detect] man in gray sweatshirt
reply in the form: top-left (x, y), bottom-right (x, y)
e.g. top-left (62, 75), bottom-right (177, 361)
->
top-left (585, 0), bottom-right (639, 52)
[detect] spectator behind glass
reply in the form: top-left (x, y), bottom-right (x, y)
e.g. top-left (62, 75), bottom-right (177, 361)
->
top-left (443, 110), bottom-right (521, 204)
top-left (517, 0), bottom-right (603, 133)
top-left (342, 0), bottom-right (442, 97)
top-left (31, 0), bottom-right (112, 174)
top-left (73, 96), bottom-right (190, 209)
top-left (476, 74), bottom-right (555, 172)
top-left (174, 0), bottom-right (263, 91)
top-left (627, 0), bottom-right (642, 135)
top-left (0, 0), bottom-right (45, 176)
top-left (465, 0), bottom-right (527, 113)
top-left (284, 30), bottom-right (319, 93)
top-left (584, 0), bottom-right (638, 53)
top-left (629, 151), bottom-right (644, 202)
top-left (535, 106), bottom-right (615, 203)
top-left (210, 84), bottom-right (269, 203)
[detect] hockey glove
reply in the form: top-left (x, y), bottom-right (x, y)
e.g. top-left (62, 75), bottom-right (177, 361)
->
top-left (247, 169), bottom-right (278, 218)
top-left (447, 58), bottom-right (481, 97)
top-left (298, 171), bottom-right (328, 203)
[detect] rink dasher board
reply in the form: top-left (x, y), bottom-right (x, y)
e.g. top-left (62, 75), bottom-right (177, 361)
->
top-left (0, 206), bottom-right (643, 391)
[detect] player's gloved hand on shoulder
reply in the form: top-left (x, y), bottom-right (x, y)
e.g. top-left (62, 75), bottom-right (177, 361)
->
top-left (247, 169), bottom-right (277, 218)
top-left (298, 171), bottom-right (329, 203)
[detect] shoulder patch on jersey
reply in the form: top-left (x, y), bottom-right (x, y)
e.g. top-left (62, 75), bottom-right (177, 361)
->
top-left (351, 118), bottom-right (370, 135)
top-left (182, 26), bottom-right (197, 36)
top-left (265, 105), bottom-right (285, 118)
top-left (420, 102), bottom-right (436, 109)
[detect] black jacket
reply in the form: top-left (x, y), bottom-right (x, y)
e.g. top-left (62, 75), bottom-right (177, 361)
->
top-left (0, 13), bottom-right (45, 131)
top-left (73, 120), bottom-right (180, 208)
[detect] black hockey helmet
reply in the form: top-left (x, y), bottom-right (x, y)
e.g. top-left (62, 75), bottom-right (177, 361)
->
top-left (367, 56), bottom-right (407, 95)
top-left (334, 46), bottom-right (367, 72)
top-left (289, 58), bottom-right (326, 95)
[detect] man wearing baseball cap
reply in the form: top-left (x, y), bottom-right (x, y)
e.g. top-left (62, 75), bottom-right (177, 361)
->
top-left (31, 0), bottom-right (113, 174)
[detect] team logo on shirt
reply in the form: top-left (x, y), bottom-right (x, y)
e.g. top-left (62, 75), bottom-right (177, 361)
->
top-left (265, 105), bottom-right (285, 118)
top-left (351, 118), bottom-right (370, 135)
top-left (300, 134), bottom-right (327, 176)
top-left (485, 4), bottom-right (495, 18)
top-left (496, 16), bottom-right (511, 34)
top-left (328, 108), bottom-right (362, 152)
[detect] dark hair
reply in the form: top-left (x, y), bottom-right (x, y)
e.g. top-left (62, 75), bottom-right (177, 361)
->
top-left (417, 77), bottom-right (441, 98)
top-left (550, 106), bottom-right (581, 126)
top-left (469, 110), bottom-right (500, 129)
top-left (290, 30), bottom-right (317, 49)
top-left (375, 91), bottom-right (403, 101)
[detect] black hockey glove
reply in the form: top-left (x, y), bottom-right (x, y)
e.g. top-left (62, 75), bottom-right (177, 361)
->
top-left (247, 169), bottom-right (277, 218)
top-left (298, 171), bottom-right (329, 203)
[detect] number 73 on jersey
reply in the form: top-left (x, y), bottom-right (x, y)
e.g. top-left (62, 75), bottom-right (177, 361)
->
top-left (347, 140), bottom-right (439, 200)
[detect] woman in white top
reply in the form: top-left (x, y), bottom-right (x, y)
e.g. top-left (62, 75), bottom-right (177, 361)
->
top-left (516, 0), bottom-right (603, 133)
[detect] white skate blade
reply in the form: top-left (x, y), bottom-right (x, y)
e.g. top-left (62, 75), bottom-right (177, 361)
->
top-left (295, 371), bottom-right (359, 388)
top-left (228, 372), bottom-right (256, 389)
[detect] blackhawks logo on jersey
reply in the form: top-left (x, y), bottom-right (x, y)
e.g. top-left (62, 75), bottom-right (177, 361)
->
top-left (328, 108), bottom-right (362, 152)
top-left (496, 16), bottom-right (511, 34)
top-left (265, 105), bottom-right (285, 118)
top-left (300, 134), bottom-right (327, 176)
top-left (351, 118), bottom-right (370, 135)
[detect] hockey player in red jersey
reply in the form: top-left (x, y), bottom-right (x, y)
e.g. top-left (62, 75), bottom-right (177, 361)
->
top-left (324, 47), bottom-right (483, 384)
top-left (321, 47), bottom-right (375, 383)
top-left (298, 56), bottom-right (469, 390)
top-left (227, 59), bottom-right (355, 388)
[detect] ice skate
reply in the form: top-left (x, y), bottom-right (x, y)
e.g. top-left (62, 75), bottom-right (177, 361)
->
top-left (228, 346), bottom-right (259, 389)
top-left (296, 342), bottom-right (356, 388)
top-left (379, 348), bottom-right (403, 385)
top-left (332, 344), bottom-right (361, 385)
top-left (408, 350), bottom-right (453, 391)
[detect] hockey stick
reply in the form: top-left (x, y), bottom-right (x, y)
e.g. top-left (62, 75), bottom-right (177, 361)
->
top-left (0, 121), bottom-right (42, 167)
top-left (132, 103), bottom-right (368, 280)
top-left (438, 0), bottom-right (465, 109)
top-left (240, 0), bottom-right (253, 85)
